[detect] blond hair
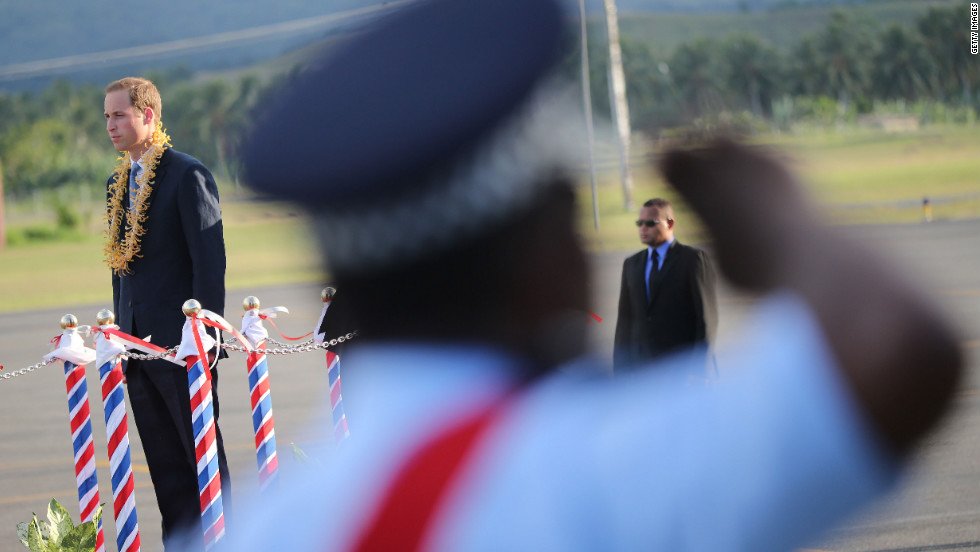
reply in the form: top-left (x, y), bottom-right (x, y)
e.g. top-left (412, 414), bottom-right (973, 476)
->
top-left (105, 77), bottom-right (162, 120)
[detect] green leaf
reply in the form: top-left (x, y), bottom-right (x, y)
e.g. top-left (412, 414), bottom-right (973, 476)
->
top-left (290, 442), bottom-right (320, 465)
top-left (16, 521), bottom-right (31, 548)
top-left (91, 504), bottom-right (103, 529)
top-left (46, 499), bottom-right (74, 546)
top-left (26, 518), bottom-right (46, 552)
top-left (290, 442), bottom-right (310, 463)
top-left (33, 516), bottom-right (53, 544)
top-left (61, 522), bottom-right (96, 552)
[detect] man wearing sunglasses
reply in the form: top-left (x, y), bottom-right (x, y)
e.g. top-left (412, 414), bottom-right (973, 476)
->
top-left (614, 198), bottom-right (718, 375)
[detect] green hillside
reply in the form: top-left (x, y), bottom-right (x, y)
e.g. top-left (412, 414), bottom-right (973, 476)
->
top-left (616, 0), bottom-right (959, 53)
top-left (0, 0), bottom-right (962, 92)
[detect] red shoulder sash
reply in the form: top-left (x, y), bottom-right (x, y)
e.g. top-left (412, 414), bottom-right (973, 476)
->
top-left (350, 399), bottom-right (507, 552)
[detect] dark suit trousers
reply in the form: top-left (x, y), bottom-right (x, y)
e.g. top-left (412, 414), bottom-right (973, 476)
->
top-left (125, 354), bottom-right (232, 551)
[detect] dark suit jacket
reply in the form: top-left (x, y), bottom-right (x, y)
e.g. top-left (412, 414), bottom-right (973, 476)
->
top-left (316, 287), bottom-right (358, 350)
top-left (613, 240), bottom-right (717, 373)
top-left (110, 147), bottom-right (226, 346)
top-left (107, 148), bottom-right (229, 542)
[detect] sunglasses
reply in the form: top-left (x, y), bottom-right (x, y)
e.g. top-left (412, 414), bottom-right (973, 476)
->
top-left (635, 219), bottom-right (670, 228)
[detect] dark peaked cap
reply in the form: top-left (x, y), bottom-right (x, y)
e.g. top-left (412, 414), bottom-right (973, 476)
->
top-left (242, 0), bottom-right (567, 204)
top-left (240, 0), bottom-right (577, 273)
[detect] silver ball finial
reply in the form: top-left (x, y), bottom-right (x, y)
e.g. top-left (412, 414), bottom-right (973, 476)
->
top-left (243, 296), bottom-right (261, 311)
top-left (60, 314), bottom-right (79, 330)
top-left (96, 309), bottom-right (115, 326)
top-left (182, 299), bottom-right (202, 317)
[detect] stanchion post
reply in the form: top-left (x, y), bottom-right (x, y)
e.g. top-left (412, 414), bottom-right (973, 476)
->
top-left (241, 296), bottom-right (280, 491)
top-left (93, 309), bottom-right (141, 552)
top-left (179, 299), bottom-right (225, 550)
top-left (53, 314), bottom-right (106, 552)
top-left (319, 288), bottom-right (350, 442)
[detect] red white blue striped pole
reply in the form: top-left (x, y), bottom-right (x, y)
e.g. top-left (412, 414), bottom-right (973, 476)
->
top-left (93, 310), bottom-right (141, 552)
top-left (316, 288), bottom-right (350, 443)
top-left (241, 296), bottom-right (279, 492)
top-left (247, 342), bottom-right (278, 489)
top-left (176, 300), bottom-right (225, 550)
top-left (47, 314), bottom-right (106, 552)
top-left (325, 351), bottom-right (350, 442)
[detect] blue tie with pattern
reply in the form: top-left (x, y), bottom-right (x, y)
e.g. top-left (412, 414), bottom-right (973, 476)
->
top-left (128, 164), bottom-right (140, 215)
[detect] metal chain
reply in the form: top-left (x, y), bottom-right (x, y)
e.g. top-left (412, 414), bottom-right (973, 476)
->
top-left (222, 331), bottom-right (358, 355)
top-left (0, 358), bottom-right (58, 379)
top-left (266, 337), bottom-right (314, 348)
top-left (127, 345), bottom-right (180, 361)
top-left (1, 331), bottom-right (358, 381)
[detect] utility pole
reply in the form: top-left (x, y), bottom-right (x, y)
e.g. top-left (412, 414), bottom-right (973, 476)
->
top-left (578, 0), bottom-right (600, 233)
top-left (603, 0), bottom-right (634, 212)
top-left (0, 157), bottom-right (5, 249)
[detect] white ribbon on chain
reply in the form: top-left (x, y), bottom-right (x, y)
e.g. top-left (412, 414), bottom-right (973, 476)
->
top-left (241, 306), bottom-right (289, 348)
top-left (44, 329), bottom-right (96, 366)
top-left (174, 317), bottom-right (216, 362)
top-left (92, 324), bottom-right (128, 368)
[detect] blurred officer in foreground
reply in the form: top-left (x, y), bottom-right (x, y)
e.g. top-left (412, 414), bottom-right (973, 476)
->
top-left (214, 0), bottom-right (963, 550)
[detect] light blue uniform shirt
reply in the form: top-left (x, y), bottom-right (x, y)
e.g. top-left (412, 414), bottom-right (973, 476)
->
top-left (215, 293), bottom-right (897, 552)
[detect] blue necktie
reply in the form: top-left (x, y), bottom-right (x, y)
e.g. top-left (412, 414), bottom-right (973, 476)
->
top-left (128, 164), bottom-right (140, 215)
top-left (647, 249), bottom-right (659, 303)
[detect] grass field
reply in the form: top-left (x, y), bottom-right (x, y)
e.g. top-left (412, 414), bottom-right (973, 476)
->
top-left (0, 201), bottom-right (321, 314)
top-left (0, 124), bottom-right (977, 314)
top-left (578, 125), bottom-right (980, 251)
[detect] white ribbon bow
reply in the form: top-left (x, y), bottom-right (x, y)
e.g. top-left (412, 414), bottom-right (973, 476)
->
top-left (44, 329), bottom-right (96, 366)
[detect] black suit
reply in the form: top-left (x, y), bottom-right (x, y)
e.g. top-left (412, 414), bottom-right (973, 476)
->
top-left (316, 287), bottom-right (358, 357)
top-left (613, 240), bottom-right (718, 373)
top-left (108, 147), bottom-right (230, 549)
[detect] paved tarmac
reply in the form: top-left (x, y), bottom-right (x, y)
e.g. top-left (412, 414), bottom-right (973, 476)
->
top-left (0, 219), bottom-right (976, 552)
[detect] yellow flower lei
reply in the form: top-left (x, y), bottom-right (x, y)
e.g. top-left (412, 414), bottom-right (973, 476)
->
top-left (104, 124), bottom-right (172, 275)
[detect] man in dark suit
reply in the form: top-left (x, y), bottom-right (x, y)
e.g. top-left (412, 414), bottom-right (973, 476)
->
top-left (614, 198), bottom-right (718, 374)
top-left (103, 77), bottom-right (231, 550)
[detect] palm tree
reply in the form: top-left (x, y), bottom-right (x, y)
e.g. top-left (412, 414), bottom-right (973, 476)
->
top-left (669, 37), bottom-right (726, 119)
top-left (918, 3), bottom-right (979, 105)
top-left (790, 34), bottom-right (829, 99)
top-left (722, 32), bottom-right (784, 117)
top-left (818, 10), bottom-right (877, 112)
top-left (871, 25), bottom-right (936, 102)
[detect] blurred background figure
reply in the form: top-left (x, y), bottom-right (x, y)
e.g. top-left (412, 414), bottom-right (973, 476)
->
top-left (613, 197), bottom-right (717, 375)
top-left (212, 0), bottom-right (963, 550)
